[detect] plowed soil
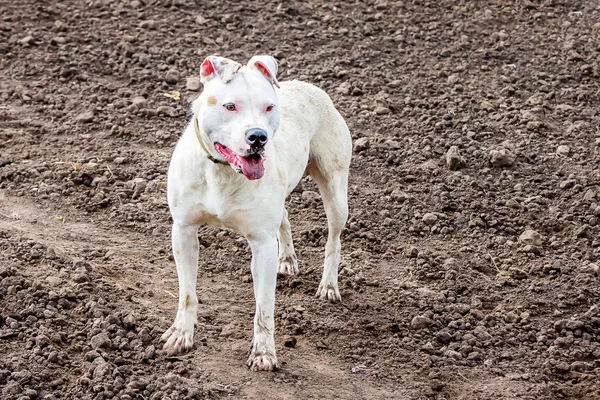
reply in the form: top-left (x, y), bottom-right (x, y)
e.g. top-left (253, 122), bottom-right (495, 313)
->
top-left (1, 0), bottom-right (600, 399)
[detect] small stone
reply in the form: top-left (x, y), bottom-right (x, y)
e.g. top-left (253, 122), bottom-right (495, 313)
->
top-left (131, 96), bottom-right (147, 109)
top-left (556, 145), bottom-right (570, 156)
top-left (522, 245), bottom-right (540, 255)
top-left (473, 326), bottom-right (492, 341)
top-left (407, 246), bottom-right (419, 258)
top-left (353, 137), bottom-right (370, 152)
top-left (90, 332), bottom-right (111, 350)
top-left (374, 106), bottom-right (391, 115)
top-left (139, 20), bottom-right (157, 29)
top-left (2, 381), bottom-right (21, 396)
top-left (220, 322), bottom-right (237, 337)
top-left (447, 74), bottom-right (460, 85)
top-left (195, 15), bottom-right (208, 25)
top-left (92, 361), bottom-right (112, 379)
top-left (156, 106), bottom-right (176, 117)
top-left (489, 149), bottom-right (515, 167)
top-left (165, 69), bottom-right (180, 84)
top-left (121, 42), bottom-right (134, 58)
top-left (583, 190), bottom-right (595, 201)
top-left (351, 87), bottom-right (363, 96)
top-left (76, 111), bottom-right (95, 123)
top-left (35, 334), bottom-right (52, 347)
top-left (18, 36), bottom-right (35, 45)
top-left (509, 267), bottom-right (528, 279)
top-left (422, 213), bottom-right (438, 226)
top-left (391, 189), bottom-right (409, 202)
top-left (186, 76), bottom-right (201, 91)
top-left (72, 273), bottom-right (88, 283)
top-left (85, 350), bottom-right (101, 361)
top-left (575, 225), bottom-right (589, 238)
top-left (284, 336), bottom-right (297, 348)
top-left (11, 370), bottom-right (32, 382)
top-left (518, 229), bottom-right (542, 246)
top-left (565, 319), bottom-right (584, 330)
top-left (422, 341), bottom-right (435, 353)
top-left (446, 146), bottom-right (465, 170)
top-left (445, 349), bottom-right (463, 359)
top-left (436, 331), bottom-right (452, 344)
top-left (144, 345), bottom-right (156, 359)
top-left (410, 315), bottom-right (433, 330)
top-left (555, 362), bottom-right (570, 373)
top-left (335, 82), bottom-right (351, 95)
top-left (559, 179), bottom-right (575, 190)
top-left (47, 351), bottom-right (59, 363)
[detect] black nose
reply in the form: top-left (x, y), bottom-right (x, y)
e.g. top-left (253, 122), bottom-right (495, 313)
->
top-left (245, 128), bottom-right (268, 148)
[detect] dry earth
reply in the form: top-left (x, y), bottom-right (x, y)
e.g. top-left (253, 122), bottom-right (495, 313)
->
top-left (1, 0), bottom-right (600, 399)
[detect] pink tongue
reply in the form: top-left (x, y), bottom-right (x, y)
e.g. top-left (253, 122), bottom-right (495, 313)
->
top-left (239, 155), bottom-right (265, 180)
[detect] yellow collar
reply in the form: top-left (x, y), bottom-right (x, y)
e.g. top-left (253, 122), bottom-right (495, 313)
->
top-left (193, 114), bottom-right (227, 165)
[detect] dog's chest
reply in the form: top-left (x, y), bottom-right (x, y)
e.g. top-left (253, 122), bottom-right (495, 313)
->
top-left (183, 176), bottom-right (261, 229)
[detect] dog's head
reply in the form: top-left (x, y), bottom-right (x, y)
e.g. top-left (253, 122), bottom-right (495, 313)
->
top-left (196, 55), bottom-right (280, 180)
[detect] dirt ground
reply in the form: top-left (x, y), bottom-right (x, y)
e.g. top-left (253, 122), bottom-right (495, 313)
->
top-left (1, 0), bottom-right (599, 399)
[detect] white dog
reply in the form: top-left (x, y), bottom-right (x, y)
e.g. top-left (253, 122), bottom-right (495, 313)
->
top-left (161, 55), bottom-right (351, 371)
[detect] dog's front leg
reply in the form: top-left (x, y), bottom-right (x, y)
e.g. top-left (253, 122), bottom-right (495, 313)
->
top-left (161, 223), bottom-right (199, 354)
top-left (247, 232), bottom-right (279, 371)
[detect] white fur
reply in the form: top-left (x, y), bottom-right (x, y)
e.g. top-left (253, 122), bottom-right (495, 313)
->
top-left (161, 56), bottom-right (351, 371)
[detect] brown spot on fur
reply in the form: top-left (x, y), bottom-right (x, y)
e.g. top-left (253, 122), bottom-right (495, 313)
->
top-left (188, 184), bottom-right (199, 190)
top-left (183, 295), bottom-right (192, 310)
top-left (333, 154), bottom-right (340, 166)
top-left (207, 96), bottom-right (217, 106)
top-left (277, 168), bottom-right (285, 187)
top-left (174, 250), bottom-right (181, 256)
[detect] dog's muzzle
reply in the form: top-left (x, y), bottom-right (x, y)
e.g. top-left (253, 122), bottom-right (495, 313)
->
top-left (245, 128), bottom-right (268, 152)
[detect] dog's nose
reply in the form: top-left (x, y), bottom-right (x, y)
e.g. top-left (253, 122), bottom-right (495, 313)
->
top-left (245, 128), bottom-right (268, 148)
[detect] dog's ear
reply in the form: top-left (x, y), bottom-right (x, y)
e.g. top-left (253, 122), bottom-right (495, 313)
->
top-left (200, 56), bottom-right (242, 84)
top-left (248, 55), bottom-right (280, 88)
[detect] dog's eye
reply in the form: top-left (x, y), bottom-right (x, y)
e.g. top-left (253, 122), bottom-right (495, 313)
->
top-left (224, 103), bottom-right (236, 112)
top-left (266, 104), bottom-right (274, 112)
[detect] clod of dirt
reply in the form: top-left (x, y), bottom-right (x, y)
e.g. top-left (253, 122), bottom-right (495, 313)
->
top-left (121, 42), bottom-right (135, 58)
top-left (165, 69), bottom-right (180, 85)
top-left (76, 111), bottom-right (95, 123)
top-left (353, 137), bottom-right (370, 152)
top-left (559, 179), bottom-right (576, 190)
top-left (139, 20), bottom-right (157, 30)
top-left (186, 77), bottom-right (201, 91)
top-left (90, 332), bottom-right (111, 350)
top-left (422, 213), bottom-right (438, 226)
top-left (518, 229), bottom-right (543, 246)
top-left (301, 190), bottom-right (320, 203)
top-left (556, 145), bottom-right (570, 156)
top-left (446, 146), bottom-right (465, 170)
top-left (489, 149), bottom-right (515, 167)
top-left (411, 315), bottom-right (433, 330)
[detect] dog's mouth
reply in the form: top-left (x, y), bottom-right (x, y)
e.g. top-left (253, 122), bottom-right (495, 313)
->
top-left (214, 143), bottom-right (266, 180)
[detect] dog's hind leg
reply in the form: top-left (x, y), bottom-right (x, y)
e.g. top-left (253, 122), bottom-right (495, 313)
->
top-left (277, 208), bottom-right (298, 275)
top-left (307, 160), bottom-right (349, 302)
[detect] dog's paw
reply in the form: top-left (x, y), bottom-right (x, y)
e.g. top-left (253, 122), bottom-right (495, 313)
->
top-left (247, 352), bottom-right (280, 372)
top-left (277, 255), bottom-right (298, 276)
top-left (316, 281), bottom-right (341, 302)
top-left (161, 319), bottom-right (195, 354)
